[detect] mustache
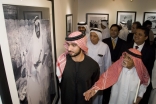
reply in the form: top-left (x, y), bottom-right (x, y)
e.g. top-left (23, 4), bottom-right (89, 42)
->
top-left (122, 60), bottom-right (127, 67)
top-left (68, 51), bottom-right (73, 53)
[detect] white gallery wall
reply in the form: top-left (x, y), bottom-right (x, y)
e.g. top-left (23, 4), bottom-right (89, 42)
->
top-left (78, 0), bottom-right (156, 27)
top-left (54, 0), bottom-right (76, 57)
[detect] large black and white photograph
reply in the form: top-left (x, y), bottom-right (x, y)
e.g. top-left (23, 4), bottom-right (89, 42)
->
top-left (2, 4), bottom-right (57, 104)
top-left (66, 14), bottom-right (73, 36)
top-left (86, 13), bottom-right (109, 29)
top-left (117, 11), bottom-right (136, 30)
top-left (143, 12), bottom-right (156, 34)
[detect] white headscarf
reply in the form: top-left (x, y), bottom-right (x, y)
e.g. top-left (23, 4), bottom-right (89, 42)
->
top-left (87, 28), bottom-right (112, 74)
top-left (101, 20), bottom-right (110, 39)
top-left (89, 28), bottom-right (102, 41)
top-left (101, 20), bottom-right (108, 27)
top-left (119, 21), bottom-right (129, 41)
top-left (77, 21), bottom-right (90, 38)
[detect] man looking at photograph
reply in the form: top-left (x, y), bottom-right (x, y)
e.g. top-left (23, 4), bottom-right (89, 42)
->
top-left (56, 31), bottom-right (100, 104)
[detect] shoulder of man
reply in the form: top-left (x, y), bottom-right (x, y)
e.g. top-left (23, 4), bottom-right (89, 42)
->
top-left (85, 55), bottom-right (99, 66)
top-left (118, 37), bottom-right (126, 43)
top-left (102, 37), bottom-right (111, 42)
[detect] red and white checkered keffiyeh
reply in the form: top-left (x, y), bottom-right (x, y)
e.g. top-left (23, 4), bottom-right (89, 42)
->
top-left (56, 31), bottom-right (88, 82)
top-left (92, 48), bottom-right (150, 90)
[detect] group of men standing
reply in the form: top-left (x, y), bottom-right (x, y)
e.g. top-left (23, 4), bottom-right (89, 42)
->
top-left (56, 20), bottom-right (156, 104)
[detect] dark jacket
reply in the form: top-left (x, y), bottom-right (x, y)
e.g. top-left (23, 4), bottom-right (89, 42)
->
top-left (102, 37), bottom-right (126, 62)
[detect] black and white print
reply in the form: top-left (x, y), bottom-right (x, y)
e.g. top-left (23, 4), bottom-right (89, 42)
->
top-left (86, 13), bottom-right (109, 29)
top-left (144, 12), bottom-right (156, 34)
top-left (3, 4), bottom-right (56, 104)
top-left (117, 11), bottom-right (136, 31)
top-left (66, 14), bottom-right (73, 36)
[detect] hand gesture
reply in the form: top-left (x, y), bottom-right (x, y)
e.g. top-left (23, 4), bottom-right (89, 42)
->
top-left (83, 89), bottom-right (97, 101)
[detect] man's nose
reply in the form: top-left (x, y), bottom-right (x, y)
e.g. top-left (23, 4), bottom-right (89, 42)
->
top-left (68, 45), bottom-right (72, 51)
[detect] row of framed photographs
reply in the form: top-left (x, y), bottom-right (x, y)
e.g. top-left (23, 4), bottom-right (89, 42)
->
top-left (86, 11), bottom-right (156, 34)
top-left (66, 12), bottom-right (156, 36)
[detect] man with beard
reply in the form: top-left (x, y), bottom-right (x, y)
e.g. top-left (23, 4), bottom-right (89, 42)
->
top-left (56, 31), bottom-right (100, 104)
top-left (77, 21), bottom-right (90, 39)
top-left (84, 48), bottom-right (150, 104)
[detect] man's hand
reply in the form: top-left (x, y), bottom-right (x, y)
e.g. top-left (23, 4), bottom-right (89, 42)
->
top-left (133, 96), bottom-right (142, 104)
top-left (83, 89), bottom-right (97, 101)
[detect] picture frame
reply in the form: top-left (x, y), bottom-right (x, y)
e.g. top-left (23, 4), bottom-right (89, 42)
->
top-left (143, 12), bottom-right (156, 34)
top-left (24, 11), bottom-right (42, 20)
top-left (86, 13), bottom-right (109, 29)
top-left (66, 14), bottom-right (73, 36)
top-left (0, 0), bottom-right (59, 104)
top-left (116, 11), bottom-right (136, 30)
top-left (0, 46), bottom-right (13, 104)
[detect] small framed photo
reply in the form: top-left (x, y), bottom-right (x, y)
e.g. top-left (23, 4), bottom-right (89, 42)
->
top-left (66, 14), bottom-right (73, 36)
top-left (86, 13), bottom-right (109, 29)
top-left (24, 11), bottom-right (42, 20)
top-left (143, 12), bottom-right (156, 34)
top-left (116, 11), bottom-right (136, 30)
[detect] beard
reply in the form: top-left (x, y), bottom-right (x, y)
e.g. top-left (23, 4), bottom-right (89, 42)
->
top-left (79, 30), bottom-right (86, 35)
top-left (68, 48), bottom-right (82, 57)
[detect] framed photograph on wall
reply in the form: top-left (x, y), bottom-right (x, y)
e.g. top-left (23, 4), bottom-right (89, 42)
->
top-left (24, 11), bottom-right (42, 20)
top-left (116, 11), bottom-right (136, 30)
top-left (0, 0), bottom-right (59, 104)
top-left (86, 13), bottom-right (109, 29)
top-left (143, 12), bottom-right (156, 34)
top-left (66, 14), bottom-right (73, 36)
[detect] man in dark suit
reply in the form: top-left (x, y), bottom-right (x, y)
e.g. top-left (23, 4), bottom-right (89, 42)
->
top-left (125, 27), bottom-right (155, 104)
top-left (102, 24), bottom-right (126, 104)
top-left (102, 24), bottom-right (126, 63)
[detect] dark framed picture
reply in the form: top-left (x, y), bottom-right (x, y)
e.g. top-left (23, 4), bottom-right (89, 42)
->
top-left (0, 0), bottom-right (59, 104)
top-left (24, 11), bottom-right (42, 20)
top-left (86, 13), bottom-right (109, 29)
top-left (116, 11), bottom-right (136, 30)
top-left (143, 12), bottom-right (156, 34)
top-left (66, 14), bottom-right (73, 36)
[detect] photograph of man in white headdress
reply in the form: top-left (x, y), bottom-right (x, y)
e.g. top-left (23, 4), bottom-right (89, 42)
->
top-left (120, 15), bottom-right (132, 30)
top-left (3, 4), bottom-right (56, 104)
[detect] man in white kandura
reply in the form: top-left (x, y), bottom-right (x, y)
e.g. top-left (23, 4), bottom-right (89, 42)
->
top-left (87, 28), bottom-right (111, 104)
top-left (84, 48), bottom-right (150, 104)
